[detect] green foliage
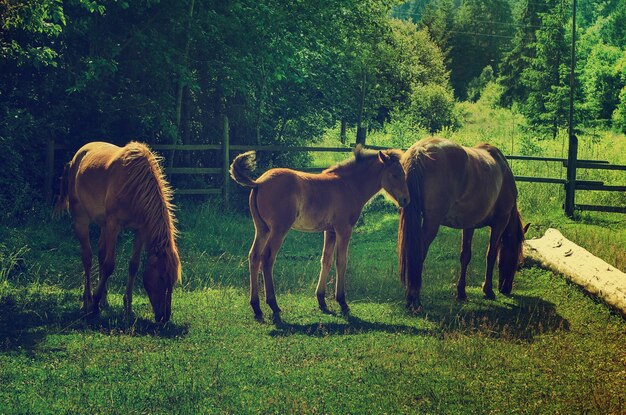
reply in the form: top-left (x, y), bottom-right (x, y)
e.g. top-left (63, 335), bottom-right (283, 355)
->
top-left (520, 0), bottom-right (571, 139)
top-left (407, 83), bottom-right (460, 133)
top-left (476, 80), bottom-right (504, 109)
top-left (0, 0), bottom-right (457, 216)
top-left (612, 86), bottom-right (626, 133)
top-left (466, 65), bottom-right (494, 102)
top-left (0, 244), bottom-right (29, 282)
top-left (581, 42), bottom-right (624, 121)
top-left (448, 0), bottom-right (513, 99)
top-left (497, 0), bottom-right (543, 107)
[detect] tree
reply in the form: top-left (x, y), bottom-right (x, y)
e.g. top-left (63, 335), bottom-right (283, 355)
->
top-left (498, 0), bottom-right (544, 107)
top-left (520, 0), bottom-right (570, 139)
top-left (448, 0), bottom-right (513, 99)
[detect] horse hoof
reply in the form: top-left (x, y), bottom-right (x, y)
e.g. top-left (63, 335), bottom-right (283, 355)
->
top-left (267, 299), bottom-right (281, 314)
top-left (319, 303), bottom-right (331, 314)
top-left (317, 293), bottom-right (328, 311)
top-left (254, 313), bottom-right (264, 323)
top-left (406, 301), bottom-right (423, 314)
top-left (456, 292), bottom-right (468, 302)
top-left (483, 291), bottom-right (496, 300)
top-left (340, 305), bottom-right (350, 315)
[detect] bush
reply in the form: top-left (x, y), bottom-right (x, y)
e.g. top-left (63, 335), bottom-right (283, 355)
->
top-left (477, 81), bottom-right (505, 109)
top-left (407, 83), bottom-right (460, 133)
top-left (612, 86), bottom-right (626, 133)
top-left (367, 108), bottom-right (429, 149)
top-left (467, 66), bottom-right (495, 102)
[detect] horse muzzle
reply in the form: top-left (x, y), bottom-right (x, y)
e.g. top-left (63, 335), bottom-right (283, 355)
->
top-left (398, 197), bottom-right (410, 208)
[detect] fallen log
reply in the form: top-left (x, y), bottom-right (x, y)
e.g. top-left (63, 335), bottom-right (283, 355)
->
top-left (524, 228), bottom-right (626, 315)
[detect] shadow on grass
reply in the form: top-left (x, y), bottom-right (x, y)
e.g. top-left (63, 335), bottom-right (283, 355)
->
top-left (268, 313), bottom-right (433, 337)
top-left (267, 293), bottom-right (569, 342)
top-left (0, 287), bottom-right (188, 353)
top-left (418, 292), bottom-right (569, 342)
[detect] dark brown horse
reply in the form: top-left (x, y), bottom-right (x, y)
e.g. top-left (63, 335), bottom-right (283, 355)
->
top-left (398, 137), bottom-right (528, 311)
top-left (55, 141), bottom-right (181, 322)
top-left (230, 145), bottom-right (410, 319)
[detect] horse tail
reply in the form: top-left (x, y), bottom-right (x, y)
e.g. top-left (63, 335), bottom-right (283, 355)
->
top-left (398, 158), bottom-right (424, 291)
top-left (53, 162), bottom-right (71, 218)
top-left (229, 151), bottom-right (258, 188)
top-left (497, 206), bottom-right (525, 294)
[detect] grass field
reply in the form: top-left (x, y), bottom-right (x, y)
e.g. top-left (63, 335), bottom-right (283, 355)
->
top-left (1, 101), bottom-right (626, 414)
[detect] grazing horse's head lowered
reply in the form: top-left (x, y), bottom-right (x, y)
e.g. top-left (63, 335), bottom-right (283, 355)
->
top-left (143, 237), bottom-right (181, 322)
top-left (398, 137), bottom-right (527, 311)
top-left (55, 141), bottom-right (181, 323)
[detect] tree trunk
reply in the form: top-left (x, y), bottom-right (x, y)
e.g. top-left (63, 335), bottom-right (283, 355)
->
top-left (525, 228), bottom-right (626, 315)
top-left (276, 117), bottom-right (290, 142)
top-left (182, 85), bottom-right (192, 165)
top-left (356, 71), bottom-right (367, 146)
top-left (340, 119), bottom-right (347, 145)
top-left (171, 0), bottom-right (196, 168)
top-left (255, 74), bottom-right (267, 145)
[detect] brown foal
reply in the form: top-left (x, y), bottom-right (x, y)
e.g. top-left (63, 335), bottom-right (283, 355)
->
top-left (230, 145), bottom-right (410, 319)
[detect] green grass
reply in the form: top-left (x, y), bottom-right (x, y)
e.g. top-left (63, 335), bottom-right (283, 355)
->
top-left (1, 102), bottom-right (626, 414)
top-left (1, 203), bottom-right (625, 414)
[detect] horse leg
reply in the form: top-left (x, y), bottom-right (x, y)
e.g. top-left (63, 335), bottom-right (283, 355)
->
top-left (97, 232), bottom-right (110, 309)
top-left (334, 226), bottom-right (353, 314)
top-left (407, 219), bottom-right (440, 311)
top-left (248, 228), bottom-right (270, 319)
top-left (483, 221), bottom-right (508, 300)
top-left (93, 221), bottom-right (119, 313)
top-left (315, 230), bottom-right (336, 312)
top-left (457, 228), bottom-right (474, 301)
top-left (124, 232), bottom-right (143, 316)
top-left (261, 230), bottom-right (288, 315)
top-left (74, 218), bottom-right (94, 312)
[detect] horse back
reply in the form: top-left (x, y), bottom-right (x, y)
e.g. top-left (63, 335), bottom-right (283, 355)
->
top-left (476, 143), bottom-right (518, 208)
top-left (254, 168), bottom-right (357, 232)
top-left (69, 142), bottom-right (134, 226)
top-left (409, 138), bottom-right (512, 229)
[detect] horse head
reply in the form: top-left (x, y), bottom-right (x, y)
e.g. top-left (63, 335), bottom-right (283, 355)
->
top-left (379, 150), bottom-right (410, 208)
top-left (144, 245), bottom-right (181, 323)
top-left (498, 212), bottom-right (529, 295)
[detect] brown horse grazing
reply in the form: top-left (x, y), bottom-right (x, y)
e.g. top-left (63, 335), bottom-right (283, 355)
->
top-left (398, 137), bottom-right (529, 311)
top-left (55, 141), bottom-right (181, 323)
top-left (230, 145), bottom-right (410, 319)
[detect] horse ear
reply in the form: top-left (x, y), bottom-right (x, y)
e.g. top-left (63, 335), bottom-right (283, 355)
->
top-left (378, 150), bottom-right (390, 164)
top-left (523, 223), bottom-right (531, 235)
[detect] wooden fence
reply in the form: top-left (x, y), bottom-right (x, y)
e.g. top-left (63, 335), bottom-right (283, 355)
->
top-left (45, 134), bottom-right (626, 214)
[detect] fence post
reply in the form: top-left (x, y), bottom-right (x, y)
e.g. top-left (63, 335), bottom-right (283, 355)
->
top-left (565, 0), bottom-right (577, 218)
top-left (45, 138), bottom-right (55, 204)
top-left (222, 115), bottom-right (230, 209)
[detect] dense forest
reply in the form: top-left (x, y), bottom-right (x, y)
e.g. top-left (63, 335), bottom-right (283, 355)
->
top-left (1, 0), bottom-right (626, 216)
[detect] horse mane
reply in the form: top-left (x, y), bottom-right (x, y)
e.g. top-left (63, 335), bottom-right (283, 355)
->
top-left (119, 142), bottom-right (181, 284)
top-left (398, 149), bottom-right (426, 289)
top-left (323, 145), bottom-right (403, 174)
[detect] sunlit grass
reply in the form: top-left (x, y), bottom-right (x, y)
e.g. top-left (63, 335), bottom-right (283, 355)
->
top-left (1, 102), bottom-right (625, 413)
top-left (1, 204), bottom-right (625, 414)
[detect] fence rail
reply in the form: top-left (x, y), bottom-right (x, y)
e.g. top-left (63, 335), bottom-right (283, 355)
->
top-left (46, 134), bottom-right (626, 214)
